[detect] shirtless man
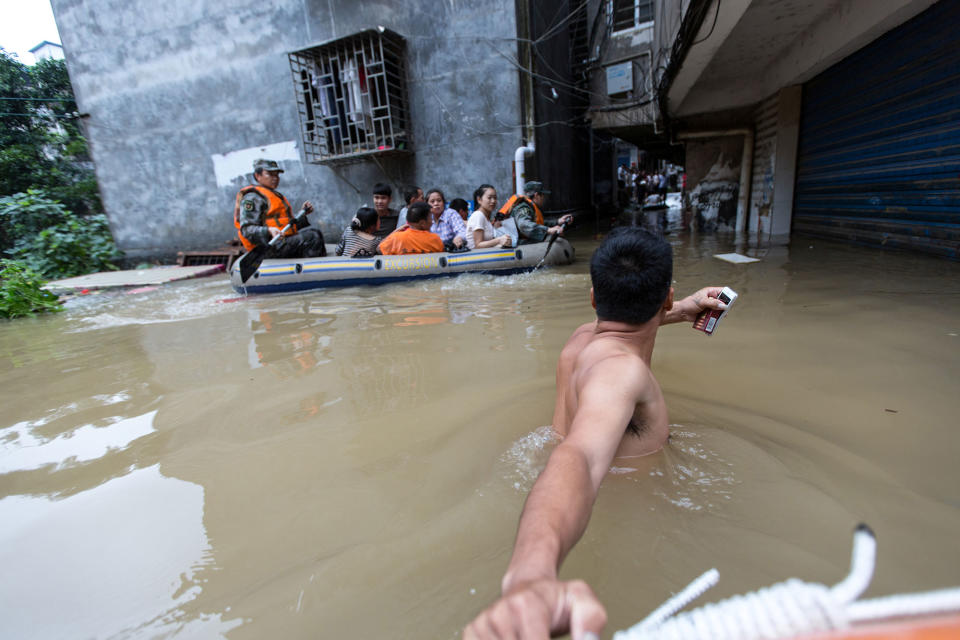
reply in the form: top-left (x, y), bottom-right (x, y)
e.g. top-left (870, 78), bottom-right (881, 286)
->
top-left (464, 227), bottom-right (727, 640)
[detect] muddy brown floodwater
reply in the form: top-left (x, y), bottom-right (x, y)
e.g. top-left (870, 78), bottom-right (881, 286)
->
top-left (1, 232), bottom-right (958, 639)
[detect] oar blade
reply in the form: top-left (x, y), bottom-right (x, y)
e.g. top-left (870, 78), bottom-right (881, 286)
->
top-left (238, 246), bottom-right (266, 283)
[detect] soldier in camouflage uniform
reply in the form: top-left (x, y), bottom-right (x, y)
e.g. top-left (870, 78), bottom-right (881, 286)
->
top-left (501, 180), bottom-right (573, 244)
top-left (234, 158), bottom-right (326, 258)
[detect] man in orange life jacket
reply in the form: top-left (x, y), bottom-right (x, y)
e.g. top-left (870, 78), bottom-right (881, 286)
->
top-left (498, 180), bottom-right (573, 244)
top-left (234, 158), bottom-right (326, 258)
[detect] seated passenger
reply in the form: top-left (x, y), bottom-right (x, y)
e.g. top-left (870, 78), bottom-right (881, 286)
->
top-left (371, 182), bottom-right (399, 240)
top-left (335, 206), bottom-right (381, 257)
top-left (426, 188), bottom-right (467, 249)
top-left (378, 202), bottom-right (444, 255)
top-left (450, 198), bottom-right (470, 221)
top-left (397, 184), bottom-right (423, 229)
top-left (465, 184), bottom-right (512, 250)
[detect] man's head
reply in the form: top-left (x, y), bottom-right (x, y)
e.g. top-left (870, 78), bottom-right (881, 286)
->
top-left (253, 158), bottom-right (283, 189)
top-left (402, 185), bottom-right (423, 206)
top-left (450, 198), bottom-right (469, 220)
top-left (405, 201), bottom-right (431, 230)
top-left (590, 227), bottom-right (673, 325)
top-left (372, 182), bottom-right (393, 214)
top-left (523, 180), bottom-right (549, 208)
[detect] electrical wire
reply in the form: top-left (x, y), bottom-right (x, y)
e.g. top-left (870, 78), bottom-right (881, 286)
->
top-left (0, 111), bottom-right (79, 119)
top-left (691, 0), bottom-right (722, 45)
top-left (0, 96), bottom-right (75, 102)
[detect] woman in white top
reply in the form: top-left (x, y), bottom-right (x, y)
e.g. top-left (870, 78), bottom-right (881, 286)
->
top-left (465, 184), bottom-right (512, 250)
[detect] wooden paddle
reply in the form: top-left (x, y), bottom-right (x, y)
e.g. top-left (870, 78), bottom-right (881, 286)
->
top-left (533, 220), bottom-right (568, 270)
top-left (237, 220), bottom-right (294, 284)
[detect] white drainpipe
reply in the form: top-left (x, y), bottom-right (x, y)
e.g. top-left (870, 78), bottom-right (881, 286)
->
top-left (514, 142), bottom-right (535, 195)
top-left (675, 129), bottom-right (754, 234)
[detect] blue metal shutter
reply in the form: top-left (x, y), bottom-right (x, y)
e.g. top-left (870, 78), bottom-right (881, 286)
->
top-left (793, 0), bottom-right (960, 259)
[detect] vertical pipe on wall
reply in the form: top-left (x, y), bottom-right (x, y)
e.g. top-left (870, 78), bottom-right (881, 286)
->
top-left (514, 0), bottom-right (535, 162)
top-left (514, 143), bottom-right (536, 195)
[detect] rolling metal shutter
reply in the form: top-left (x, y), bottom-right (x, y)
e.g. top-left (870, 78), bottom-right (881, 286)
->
top-left (793, 0), bottom-right (960, 259)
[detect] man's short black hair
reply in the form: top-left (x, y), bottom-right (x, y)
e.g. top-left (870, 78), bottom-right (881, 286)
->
top-left (450, 198), bottom-right (469, 213)
top-left (402, 185), bottom-right (421, 204)
top-left (373, 182), bottom-right (393, 197)
top-left (590, 227), bottom-right (673, 324)
top-left (406, 201), bottom-right (430, 224)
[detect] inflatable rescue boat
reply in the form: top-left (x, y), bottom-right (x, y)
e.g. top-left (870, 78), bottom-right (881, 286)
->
top-left (230, 238), bottom-right (575, 294)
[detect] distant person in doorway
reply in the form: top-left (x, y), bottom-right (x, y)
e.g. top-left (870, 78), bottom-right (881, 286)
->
top-left (233, 158), bottom-right (325, 258)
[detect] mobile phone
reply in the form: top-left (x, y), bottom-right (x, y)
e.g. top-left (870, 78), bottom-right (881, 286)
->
top-left (693, 287), bottom-right (738, 336)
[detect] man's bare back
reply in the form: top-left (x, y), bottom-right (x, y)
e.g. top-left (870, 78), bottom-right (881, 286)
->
top-left (464, 227), bottom-right (728, 640)
top-left (552, 320), bottom-right (669, 458)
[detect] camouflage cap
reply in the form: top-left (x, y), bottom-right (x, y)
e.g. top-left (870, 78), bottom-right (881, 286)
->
top-left (253, 158), bottom-right (284, 173)
top-left (524, 180), bottom-right (550, 195)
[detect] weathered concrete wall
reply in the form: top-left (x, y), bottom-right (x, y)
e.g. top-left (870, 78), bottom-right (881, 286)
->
top-left (684, 136), bottom-right (743, 231)
top-left (52, 0), bottom-right (524, 261)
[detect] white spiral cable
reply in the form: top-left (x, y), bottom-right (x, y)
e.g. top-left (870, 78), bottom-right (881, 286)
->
top-left (614, 525), bottom-right (960, 640)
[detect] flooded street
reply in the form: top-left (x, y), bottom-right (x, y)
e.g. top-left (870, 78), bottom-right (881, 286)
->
top-left (1, 232), bottom-right (958, 639)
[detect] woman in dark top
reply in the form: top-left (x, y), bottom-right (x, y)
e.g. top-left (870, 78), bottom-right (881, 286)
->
top-left (336, 206), bottom-right (382, 257)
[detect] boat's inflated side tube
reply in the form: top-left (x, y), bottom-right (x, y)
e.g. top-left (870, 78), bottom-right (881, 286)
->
top-left (230, 238), bottom-right (575, 294)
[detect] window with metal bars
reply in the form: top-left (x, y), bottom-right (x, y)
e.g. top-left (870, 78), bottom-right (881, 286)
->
top-left (289, 28), bottom-right (412, 164)
top-left (611, 0), bottom-right (654, 32)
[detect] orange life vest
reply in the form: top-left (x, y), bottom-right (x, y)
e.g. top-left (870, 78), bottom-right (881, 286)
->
top-left (498, 194), bottom-right (544, 225)
top-left (233, 185), bottom-right (295, 251)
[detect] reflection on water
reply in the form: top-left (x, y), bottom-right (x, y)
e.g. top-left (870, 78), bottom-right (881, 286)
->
top-left (0, 465), bottom-right (239, 639)
top-left (0, 409), bottom-right (156, 474)
top-left (0, 232), bottom-right (958, 638)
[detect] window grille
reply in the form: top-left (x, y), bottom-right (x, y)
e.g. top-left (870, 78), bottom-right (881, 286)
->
top-left (289, 28), bottom-right (412, 164)
top-left (611, 0), bottom-right (654, 32)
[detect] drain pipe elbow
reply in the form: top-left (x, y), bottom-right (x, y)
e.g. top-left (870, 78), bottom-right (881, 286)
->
top-left (514, 142), bottom-right (535, 194)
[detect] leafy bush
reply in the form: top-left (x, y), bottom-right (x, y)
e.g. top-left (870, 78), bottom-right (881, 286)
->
top-left (0, 190), bottom-right (122, 280)
top-left (0, 259), bottom-right (63, 318)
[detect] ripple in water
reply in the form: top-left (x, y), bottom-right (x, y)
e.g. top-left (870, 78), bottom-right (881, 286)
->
top-left (498, 425), bottom-right (558, 492)
top-left (651, 426), bottom-right (739, 511)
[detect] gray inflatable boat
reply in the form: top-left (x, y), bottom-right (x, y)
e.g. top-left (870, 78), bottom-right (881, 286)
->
top-left (229, 238), bottom-right (575, 294)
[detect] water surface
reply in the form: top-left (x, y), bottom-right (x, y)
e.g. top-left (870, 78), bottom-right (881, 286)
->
top-left (1, 233), bottom-right (958, 638)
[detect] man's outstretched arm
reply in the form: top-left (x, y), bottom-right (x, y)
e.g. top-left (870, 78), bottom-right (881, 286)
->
top-left (464, 358), bottom-right (648, 640)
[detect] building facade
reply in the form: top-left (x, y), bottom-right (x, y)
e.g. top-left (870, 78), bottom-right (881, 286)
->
top-left (51, 0), bottom-right (594, 261)
top-left (583, 0), bottom-right (959, 258)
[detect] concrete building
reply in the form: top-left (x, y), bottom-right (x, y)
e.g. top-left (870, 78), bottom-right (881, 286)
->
top-left (52, 0), bottom-right (960, 259)
top-left (586, 0), bottom-right (959, 257)
top-left (50, 0), bottom-right (595, 261)
top-left (29, 41), bottom-right (65, 63)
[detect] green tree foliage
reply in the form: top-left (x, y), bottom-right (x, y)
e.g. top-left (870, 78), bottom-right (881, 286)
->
top-left (1, 49), bottom-right (120, 285)
top-left (1, 49), bottom-right (101, 217)
top-left (0, 191), bottom-right (121, 280)
top-left (0, 259), bottom-right (63, 319)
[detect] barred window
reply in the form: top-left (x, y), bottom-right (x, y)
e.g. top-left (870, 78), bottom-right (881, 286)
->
top-left (289, 28), bottom-right (412, 164)
top-left (611, 0), bottom-right (654, 32)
